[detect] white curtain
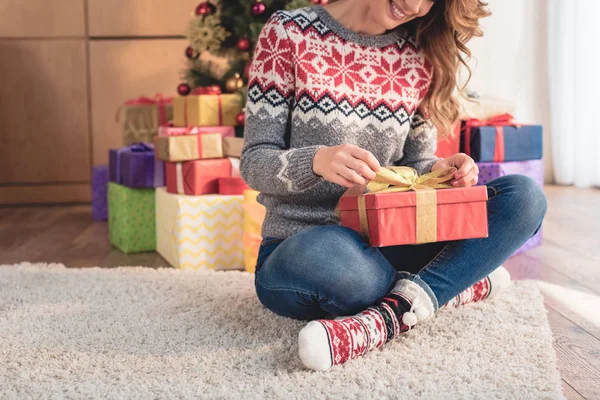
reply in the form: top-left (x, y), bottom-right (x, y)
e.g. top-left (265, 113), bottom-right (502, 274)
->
top-left (548, 0), bottom-right (600, 187)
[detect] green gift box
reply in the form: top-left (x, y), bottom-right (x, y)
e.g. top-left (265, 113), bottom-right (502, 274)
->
top-left (108, 182), bottom-right (156, 253)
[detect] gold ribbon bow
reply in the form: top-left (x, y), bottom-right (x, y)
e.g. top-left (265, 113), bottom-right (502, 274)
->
top-left (358, 166), bottom-right (457, 244)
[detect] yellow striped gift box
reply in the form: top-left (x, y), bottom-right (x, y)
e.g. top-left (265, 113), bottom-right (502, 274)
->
top-left (156, 188), bottom-right (244, 270)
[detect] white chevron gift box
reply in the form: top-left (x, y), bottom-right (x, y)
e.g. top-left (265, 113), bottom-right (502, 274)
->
top-left (156, 188), bottom-right (244, 270)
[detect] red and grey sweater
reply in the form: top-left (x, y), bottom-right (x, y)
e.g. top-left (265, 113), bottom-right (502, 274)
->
top-left (240, 5), bottom-right (439, 239)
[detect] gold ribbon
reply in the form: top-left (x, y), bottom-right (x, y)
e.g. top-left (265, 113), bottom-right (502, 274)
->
top-left (358, 166), bottom-right (457, 244)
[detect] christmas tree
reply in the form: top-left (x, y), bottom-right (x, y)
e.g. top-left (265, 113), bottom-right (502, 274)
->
top-left (177, 0), bottom-right (325, 102)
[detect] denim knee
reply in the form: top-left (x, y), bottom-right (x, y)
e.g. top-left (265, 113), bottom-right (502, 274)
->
top-left (277, 225), bottom-right (396, 314)
top-left (491, 174), bottom-right (547, 235)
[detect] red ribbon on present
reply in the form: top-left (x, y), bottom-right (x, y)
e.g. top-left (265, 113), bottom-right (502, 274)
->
top-left (116, 93), bottom-right (174, 124)
top-left (183, 85), bottom-right (224, 126)
top-left (462, 113), bottom-right (520, 162)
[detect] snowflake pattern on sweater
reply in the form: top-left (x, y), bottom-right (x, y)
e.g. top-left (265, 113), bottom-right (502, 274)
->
top-left (241, 6), bottom-right (439, 239)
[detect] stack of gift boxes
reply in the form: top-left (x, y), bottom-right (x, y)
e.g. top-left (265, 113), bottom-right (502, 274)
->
top-left (436, 92), bottom-right (544, 256)
top-left (154, 90), bottom-right (247, 271)
top-left (91, 90), bottom-right (267, 272)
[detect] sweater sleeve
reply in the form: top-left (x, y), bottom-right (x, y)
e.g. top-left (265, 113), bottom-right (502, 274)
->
top-left (395, 109), bottom-right (441, 175)
top-left (240, 12), bottom-right (325, 195)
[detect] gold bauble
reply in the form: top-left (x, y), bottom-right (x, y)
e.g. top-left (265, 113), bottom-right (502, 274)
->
top-left (225, 73), bottom-right (245, 92)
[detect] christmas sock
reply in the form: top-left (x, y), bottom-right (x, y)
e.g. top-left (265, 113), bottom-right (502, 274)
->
top-left (443, 266), bottom-right (511, 309)
top-left (298, 279), bottom-right (435, 371)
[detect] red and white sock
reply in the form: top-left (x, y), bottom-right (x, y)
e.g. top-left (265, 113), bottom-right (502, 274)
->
top-left (443, 266), bottom-right (511, 309)
top-left (298, 279), bottom-right (435, 371)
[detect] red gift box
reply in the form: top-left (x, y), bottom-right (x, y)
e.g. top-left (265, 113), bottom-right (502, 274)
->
top-left (338, 167), bottom-right (489, 247)
top-left (218, 177), bottom-right (249, 195)
top-left (435, 122), bottom-right (461, 158)
top-left (165, 159), bottom-right (232, 195)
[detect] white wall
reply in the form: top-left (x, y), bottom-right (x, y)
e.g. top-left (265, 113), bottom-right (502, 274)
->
top-left (463, 0), bottom-right (553, 183)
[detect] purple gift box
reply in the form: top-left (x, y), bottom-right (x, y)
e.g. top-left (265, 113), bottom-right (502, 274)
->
top-left (92, 165), bottom-right (109, 221)
top-left (477, 159), bottom-right (544, 256)
top-left (109, 143), bottom-right (165, 188)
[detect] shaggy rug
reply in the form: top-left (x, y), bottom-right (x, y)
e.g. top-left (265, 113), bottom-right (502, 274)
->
top-left (0, 263), bottom-right (563, 399)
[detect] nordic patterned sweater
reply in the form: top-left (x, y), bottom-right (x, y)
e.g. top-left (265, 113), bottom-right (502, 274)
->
top-left (240, 6), bottom-right (439, 240)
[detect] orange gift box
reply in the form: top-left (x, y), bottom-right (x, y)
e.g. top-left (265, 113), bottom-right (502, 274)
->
top-left (338, 167), bottom-right (489, 247)
top-left (435, 122), bottom-right (461, 159)
top-left (218, 177), bottom-right (249, 195)
top-left (165, 159), bottom-right (232, 195)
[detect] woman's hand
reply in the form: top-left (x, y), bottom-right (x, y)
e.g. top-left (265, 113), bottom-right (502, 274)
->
top-left (313, 145), bottom-right (381, 188)
top-left (431, 153), bottom-right (479, 187)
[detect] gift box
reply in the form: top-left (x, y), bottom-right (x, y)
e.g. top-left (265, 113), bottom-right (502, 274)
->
top-left (477, 159), bottom-right (544, 256)
top-left (339, 167), bottom-right (489, 247)
top-left (223, 137), bottom-right (244, 158)
top-left (154, 133), bottom-right (224, 162)
top-left (108, 182), bottom-right (156, 253)
top-left (435, 124), bottom-right (460, 159)
top-left (218, 177), bottom-right (249, 195)
top-left (109, 143), bottom-right (165, 188)
top-left (243, 190), bottom-right (266, 273)
top-left (173, 93), bottom-right (242, 127)
top-left (460, 115), bottom-right (543, 162)
top-left (156, 188), bottom-right (244, 270)
top-left (158, 124), bottom-right (235, 138)
top-left (119, 95), bottom-right (173, 145)
top-left (165, 158), bottom-right (232, 195)
top-left (477, 159), bottom-right (544, 187)
top-left (91, 165), bottom-right (109, 221)
top-left (458, 92), bottom-right (515, 120)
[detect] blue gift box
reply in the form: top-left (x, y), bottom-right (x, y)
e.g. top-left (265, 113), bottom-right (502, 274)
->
top-left (461, 125), bottom-right (543, 162)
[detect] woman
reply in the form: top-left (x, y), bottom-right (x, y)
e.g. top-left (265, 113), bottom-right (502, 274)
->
top-left (240, 0), bottom-right (546, 371)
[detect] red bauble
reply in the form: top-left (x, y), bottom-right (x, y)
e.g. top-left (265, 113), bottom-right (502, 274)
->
top-left (195, 1), bottom-right (216, 16)
top-left (243, 61), bottom-right (252, 79)
top-left (250, 0), bottom-right (266, 16)
top-left (177, 83), bottom-right (191, 96)
top-left (312, 0), bottom-right (329, 4)
top-left (237, 37), bottom-right (251, 52)
top-left (235, 112), bottom-right (245, 126)
top-left (185, 46), bottom-right (200, 60)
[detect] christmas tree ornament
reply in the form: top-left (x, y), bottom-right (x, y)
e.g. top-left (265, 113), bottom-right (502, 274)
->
top-left (225, 73), bottom-right (245, 92)
top-left (186, 15), bottom-right (230, 53)
top-left (235, 111), bottom-right (246, 126)
top-left (251, 0), bottom-right (267, 17)
top-left (312, 0), bottom-right (329, 4)
top-left (195, 1), bottom-right (216, 16)
top-left (243, 61), bottom-right (252, 79)
top-left (185, 46), bottom-right (200, 60)
top-left (177, 83), bottom-right (192, 96)
top-left (237, 37), bottom-right (251, 52)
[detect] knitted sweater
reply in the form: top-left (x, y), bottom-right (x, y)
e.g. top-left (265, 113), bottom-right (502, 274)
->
top-left (240, 6), bottom-right (439, 240)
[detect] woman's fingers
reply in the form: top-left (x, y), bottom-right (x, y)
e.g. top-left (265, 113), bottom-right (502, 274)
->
top-left (347, 158), bottom-right (377, 181)
top-left (452, 167), bottom-right (479, 187)
top-left (454, 162), bottom-right (471, 180)
top-left (337, 164), bottom-right (367, 185)
top-left (332, 173), bottom-right (356, 188)
top-left (348, 146), bottom-right (381, 172)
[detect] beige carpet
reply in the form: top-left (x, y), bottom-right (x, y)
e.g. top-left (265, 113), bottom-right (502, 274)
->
top-left (0, 263), bottom-right (564, 399)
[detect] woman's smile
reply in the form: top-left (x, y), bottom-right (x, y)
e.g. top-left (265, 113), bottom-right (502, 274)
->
top-left (389, 1), bottom-right (408, 21)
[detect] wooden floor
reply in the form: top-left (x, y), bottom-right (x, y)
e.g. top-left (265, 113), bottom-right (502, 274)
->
top-left (0, 185), bottom-right (599, 398)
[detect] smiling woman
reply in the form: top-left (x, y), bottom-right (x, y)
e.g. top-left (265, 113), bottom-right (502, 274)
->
top-left (240, 0), bottom-right (547, 372)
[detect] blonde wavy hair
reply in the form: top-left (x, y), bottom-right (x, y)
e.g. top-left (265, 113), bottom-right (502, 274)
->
top-left (409, 0), bottom-right (491, 136)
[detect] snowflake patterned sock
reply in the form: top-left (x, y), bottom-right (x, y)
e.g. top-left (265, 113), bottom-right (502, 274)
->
top-left (443, 266), bottom-right (511, 309)
top-left (298, 279), bottom-right (436, 371)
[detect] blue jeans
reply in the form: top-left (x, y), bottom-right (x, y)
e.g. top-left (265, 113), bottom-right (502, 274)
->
top-left (254, 175), bottom-right (547, 321)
